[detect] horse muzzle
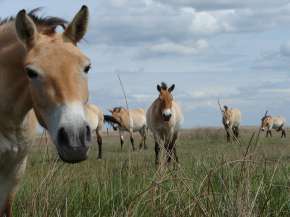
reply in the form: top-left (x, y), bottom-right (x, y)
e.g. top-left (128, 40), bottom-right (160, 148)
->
top-left (56, 123), bottom-right (91, 163)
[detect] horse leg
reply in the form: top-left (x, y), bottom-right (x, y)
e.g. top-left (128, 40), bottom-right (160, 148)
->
top-left (0, 193), bottom-right (14, 217)
top-left (139, 127), bottom-right (147, 150)
top-left (266, 130), bottom-right (269, 137)
top-left (235, 127), bottom-right (239, 138)
top-left (130, 133), bottom-right (136, 151)
top-left (269, 130), bottom-right (272, 137)
top-left (155, 141), bottom-right (160, 165)
top-left (119, 131), bottom-right (124, 150)
top-left (96, 129), bottom-right (103, 159)
top-left (226, 130), bottom-right (231, 142)
top-left (138, 130), bottom-right (143, 150)
top-left (282, 129), bottom-right (286, 138)
top-left (167, 133), bottom-right (178, 163)
top-left (143, 129), bottom-right (147, 150)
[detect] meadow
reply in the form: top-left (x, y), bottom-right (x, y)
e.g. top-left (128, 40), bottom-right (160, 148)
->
top-left (14, 127), bottom-right (290, 217)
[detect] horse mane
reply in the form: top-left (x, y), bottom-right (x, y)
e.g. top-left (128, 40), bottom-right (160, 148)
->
top-left (160, 82), bottom-right (168, 90)
top-left (262, 115), bottom-right (271, 121)
top-left (0, 8), bottom-right (67, 32)
top-left (112, 106), bottom-right (125, 112)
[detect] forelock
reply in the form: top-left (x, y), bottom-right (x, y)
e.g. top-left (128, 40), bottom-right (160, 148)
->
top-left (160, 82), bottom-right (168, 90)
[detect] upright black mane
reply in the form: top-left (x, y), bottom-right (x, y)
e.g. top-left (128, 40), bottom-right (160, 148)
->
top-left (160, 82), bottom-right (168, 90)
top-left (112, 107), bottom-right (124, 112)
top-left (0, 8), bottom-right (67, 30)
top-left (261, 115), bottom-right (271, 121)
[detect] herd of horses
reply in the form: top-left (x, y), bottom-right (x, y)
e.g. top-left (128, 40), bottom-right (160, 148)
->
top-left (218, 103), bottom-right (287, 142)
top-left (0, 6), bottom-right (287, 217)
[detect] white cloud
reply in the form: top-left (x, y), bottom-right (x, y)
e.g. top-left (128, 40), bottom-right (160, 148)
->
top-left (189, 10), bottom-right (234, 34)
top-left (142, 39), bottom-right (208, 57)
top-left (153, 0), bottom-right (290, 11)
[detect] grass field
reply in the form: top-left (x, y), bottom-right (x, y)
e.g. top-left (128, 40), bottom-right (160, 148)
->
top-left (14, 127), bottom-right (290, 217)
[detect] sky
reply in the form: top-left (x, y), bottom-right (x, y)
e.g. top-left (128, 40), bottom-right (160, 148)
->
top-left (1, 0), bottom-right (290, 127)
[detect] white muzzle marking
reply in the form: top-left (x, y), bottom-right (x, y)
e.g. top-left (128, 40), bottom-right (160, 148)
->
top-left (48, 102), bottom-right (87, 145)
top-left (163, 109), bottom-right (172, 117)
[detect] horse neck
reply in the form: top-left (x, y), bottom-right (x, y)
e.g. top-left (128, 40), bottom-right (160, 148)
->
top-left (0, 22), bottom-right (32, 129)
top-left (153, 98), bottom-right (163, 120)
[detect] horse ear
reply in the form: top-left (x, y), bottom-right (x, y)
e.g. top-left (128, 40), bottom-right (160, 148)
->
top-left (108, 109), bottom-right (113, 113)
top-left (15, 10), bottom-right (38, 49)
top-left (63, 5), bottom-right (89, 44)
top-left (168, 84), bottom-right (175, 92)
top-left (224, 105), bottom-right (228, 111)
top-left (157, 85), bottom-right (161, 92)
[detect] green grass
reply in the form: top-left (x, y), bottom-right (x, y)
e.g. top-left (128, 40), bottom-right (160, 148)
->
top-left (14, 127), bottom-right (290, 217)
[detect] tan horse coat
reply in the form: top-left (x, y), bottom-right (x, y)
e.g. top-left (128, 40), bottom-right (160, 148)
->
top-left (222, 106), bottom-right (241, 142)
top-left (261, 115), bottom-right (286, 138)
top-left (0, 6), bottom-right (90, 216)
top-left (107, 107), bottom-right (147, 150)
top-left (85, 104), bottom-right (104, 158)
top-left (146, 83), bottom-right (183, 164)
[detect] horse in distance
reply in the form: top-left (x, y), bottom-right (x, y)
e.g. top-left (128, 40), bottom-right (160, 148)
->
top-left (104, 107), bottom-right (147, 151)
top-left (261, 112), bottom-right (286, 138)
top-left (218, 101), bottom-right (241, 142)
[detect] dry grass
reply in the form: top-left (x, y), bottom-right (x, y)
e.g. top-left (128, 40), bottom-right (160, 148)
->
top-left (13, 127), bottom-right (290, 217)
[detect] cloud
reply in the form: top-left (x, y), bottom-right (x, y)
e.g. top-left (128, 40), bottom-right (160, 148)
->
top-left (280, 41), bottom-right (290, 57)
top-left (138, 39), bottom-right (208, 58)
top-left (1, 0), bottom-right (290, 127)
top-left (153, 0), bottom-right (290, 11)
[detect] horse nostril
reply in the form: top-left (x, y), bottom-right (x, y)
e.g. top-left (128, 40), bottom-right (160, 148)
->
top-left (57, 127), bottom-right (70, 147)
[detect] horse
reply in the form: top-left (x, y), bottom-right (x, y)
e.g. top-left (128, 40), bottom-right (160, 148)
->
top-left (261, 112), bottom-right (286, 138)
top-left (146, 82), bottom-right (183, 165)
top-left (0, 6), bottom-right (90, 216)
top-left (218, 101), bottom-right (241, 142)
top-left (104, 107), bottom-right (147, 151)
top-left (85, 104), bottom-right (104, 159)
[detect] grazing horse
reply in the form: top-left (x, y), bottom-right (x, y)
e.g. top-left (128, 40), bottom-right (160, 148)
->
top-left (146, 82), bottom-right (183, 165)
top-left (219, 102), bottom-right (241, 142)
top-left (85, 104), bottom-right (104, 159)
top-left (261, 113), bottom-right (286, 138)
top-left (0, 6), bottom-right (90, 216)
top-left (104, 107), bottom-right (147, 150)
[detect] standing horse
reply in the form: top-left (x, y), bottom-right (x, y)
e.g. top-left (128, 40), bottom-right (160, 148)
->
top-left (218, 101), bottom-right (241, 142)
top-left (85, 104), bottom-right (104, 159)
top-left (104, 107), bottom-right (147, 150)
top-left (146, 82), bottom-right (183, 165)
top-left (0, 6), bottom-right (90, 216)
top-left (261, 112), bottom-right (286, 138)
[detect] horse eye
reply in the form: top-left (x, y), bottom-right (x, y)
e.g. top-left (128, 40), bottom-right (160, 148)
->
top-left (84, 65), bottom-right (91, 74)
top-left (25, 68), bottom-right (38, 79)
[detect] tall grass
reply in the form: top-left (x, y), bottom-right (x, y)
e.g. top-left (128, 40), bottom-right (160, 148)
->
top-left (14, 128), bottom-right (290, 216)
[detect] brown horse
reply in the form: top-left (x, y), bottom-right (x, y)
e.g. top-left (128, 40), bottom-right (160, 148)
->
top-left (85, 104), bottom-right (104, 159)
top-left (0, 6), bottom-right (90, 216)
top-left (146, 82), bottom-right (183, 165)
